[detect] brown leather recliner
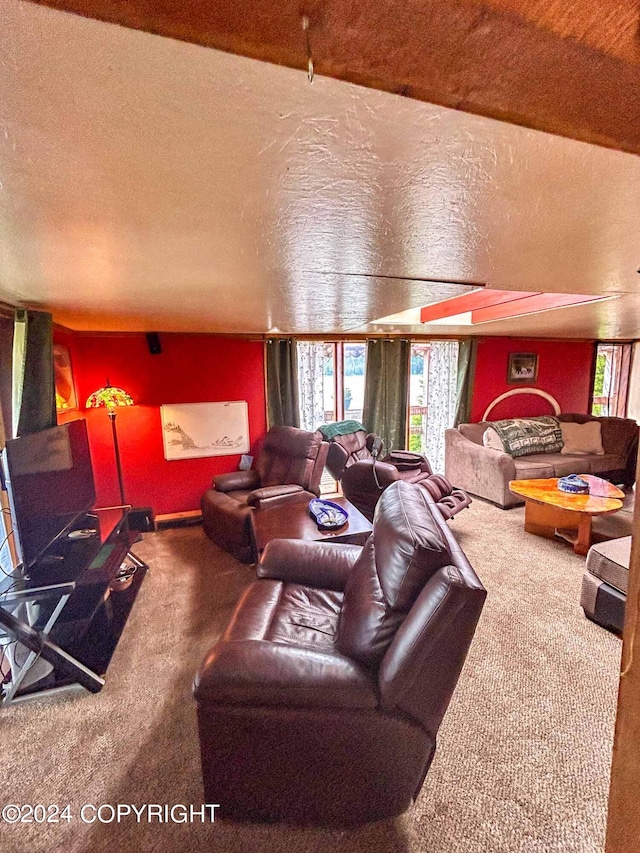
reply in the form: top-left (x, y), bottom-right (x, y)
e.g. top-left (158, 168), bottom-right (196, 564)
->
top-left (325, 428), bottom-right (386, 478)
top-left (325, 425), bottom-right (472, 522)
top-left (201, 426), bottom-right (329, 562)
top-left (194, 480), bottom-right (486, 826)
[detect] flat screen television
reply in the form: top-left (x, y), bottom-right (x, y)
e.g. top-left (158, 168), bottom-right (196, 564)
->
top-left (1, 419), bottom-right (96, 569)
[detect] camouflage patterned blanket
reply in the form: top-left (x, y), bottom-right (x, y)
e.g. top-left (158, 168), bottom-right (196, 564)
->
top-left (488, 416), bottom-right (563, 458)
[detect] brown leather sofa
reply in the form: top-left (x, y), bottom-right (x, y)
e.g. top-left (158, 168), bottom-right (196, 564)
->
top-left (325, 426), bottom-right (472, 522)
top-left (201, 426), bottom-right (329, 562)
top-left (194, 481), bottom-right (486, 826)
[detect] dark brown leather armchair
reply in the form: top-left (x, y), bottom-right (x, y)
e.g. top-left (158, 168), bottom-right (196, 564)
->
top-left (201, 426), bottom-right (329, 562)
top-left (325, 428), bottom-right (386, 478)
top-left (194, 481), bottom-right (486, 826)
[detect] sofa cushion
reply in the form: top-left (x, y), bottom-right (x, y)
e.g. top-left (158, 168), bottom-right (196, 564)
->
top-left (586, 537), bottom-right (631, 594)
top-left (559, 414), bottom-right (638, 458)
top-left (482, 427), bottom-right (504, 452)
top-left (560, 421), bottom-right (604, 455)
top-left (599, 418), bottom-right (638, 459)
top-left (336, 482), bottom-right (451, 667)
top-left (587, 453), bottom-right (626, 476)
top-left (488, 416), bottom-right (563, 458)
top-left (512, 457), bottom-right (555, 479)
top-left (513, 451), bottom-right (625, 479)
top-left (525, 452), bottom-right (590, 478)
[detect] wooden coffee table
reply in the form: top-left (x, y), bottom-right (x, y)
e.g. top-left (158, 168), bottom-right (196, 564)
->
top-left (508, 475), bottom-right (625, 556)
top-left (250, 493), bottom-right (373, 560)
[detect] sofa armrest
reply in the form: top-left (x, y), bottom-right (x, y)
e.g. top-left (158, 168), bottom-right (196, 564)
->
top-left (213, 469), bottom-right (260, 492)
top-left (445, 428), bottom-right (517, 507)
top-left (194, 639), bottom-right (377, 709)
top-left (257, 538), bottom-right (362, 590)
top-left (247, 484), bottom-right (305, 506)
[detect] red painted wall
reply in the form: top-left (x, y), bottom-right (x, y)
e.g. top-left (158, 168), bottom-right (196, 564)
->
top-left (470, 338), bottom-right (594, 422)
top-left (55, 332), bottom-right (266, 515)
top-left (52, 329), bottom-right (594, 511)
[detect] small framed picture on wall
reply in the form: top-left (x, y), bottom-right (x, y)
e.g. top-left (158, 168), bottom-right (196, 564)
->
top-left (507, 352), bottom-right (538, 384)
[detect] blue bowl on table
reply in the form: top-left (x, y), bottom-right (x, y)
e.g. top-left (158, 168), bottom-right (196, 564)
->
top-left (557, 474), bottom-right (590, 494)
top-left (308, 499), bottom-right (349, 531)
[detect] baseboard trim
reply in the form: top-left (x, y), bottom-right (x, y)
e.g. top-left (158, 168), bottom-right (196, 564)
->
top-left (154, 510), bottom-right (203, 529)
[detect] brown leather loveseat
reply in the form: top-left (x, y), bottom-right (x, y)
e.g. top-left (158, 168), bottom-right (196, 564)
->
top-left (194, 480), bottom-right (486, 826)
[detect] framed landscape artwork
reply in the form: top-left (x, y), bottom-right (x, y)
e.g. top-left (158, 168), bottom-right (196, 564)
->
top-left (161, 401), bottom-right (249, 461)
top-left (507, 352), bottom-right (539, 384)
top-left (53, 343), bottom-right (78, 410)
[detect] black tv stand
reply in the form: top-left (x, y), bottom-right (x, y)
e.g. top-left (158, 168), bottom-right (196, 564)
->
top-left (0, 507), bottom-right (148, 703)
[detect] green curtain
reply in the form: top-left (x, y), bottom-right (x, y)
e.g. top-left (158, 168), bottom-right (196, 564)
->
top-left (362, 338), bottom-right (410, 453)
top-left (265, 337), bottom-right (300, 428)
top-left (12, 308), bottom-right (56, 437)
top-left (454, 338), bottom-right (477, 426)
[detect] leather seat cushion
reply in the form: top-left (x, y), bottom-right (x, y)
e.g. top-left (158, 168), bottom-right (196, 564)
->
top-left (208, 488), bottom-right (252, 506)
top-left (223, 579), bottom-right (342, 649)
top-left (194, 579), bottom-right (376, 710)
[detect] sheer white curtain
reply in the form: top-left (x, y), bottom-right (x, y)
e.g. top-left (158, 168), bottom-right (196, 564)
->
top-left (425, 340), bottom-right (459, 473)
top-left (297, 342), bottom-right (327, 431)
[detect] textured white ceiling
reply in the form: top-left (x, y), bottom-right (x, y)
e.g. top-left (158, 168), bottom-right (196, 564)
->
top-left (1, 0), bottom-right (639, 337)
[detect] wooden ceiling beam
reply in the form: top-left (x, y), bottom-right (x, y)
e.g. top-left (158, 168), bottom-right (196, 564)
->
top-left (29, 0), bottom-right (640, 156)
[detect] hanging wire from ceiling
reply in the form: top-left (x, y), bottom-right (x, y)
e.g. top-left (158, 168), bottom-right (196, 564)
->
top-left (302, 16), bottom-right (314, 83)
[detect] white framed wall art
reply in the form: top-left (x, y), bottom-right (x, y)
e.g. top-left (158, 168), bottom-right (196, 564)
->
top-left (161, 401), bottom-right (249, 461)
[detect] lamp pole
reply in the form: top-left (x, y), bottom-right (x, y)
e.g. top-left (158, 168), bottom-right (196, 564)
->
top-left (108, 408), bottom-right (127, 506)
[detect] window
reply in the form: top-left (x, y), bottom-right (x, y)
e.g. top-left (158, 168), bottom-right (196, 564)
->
top-left (342, 342), bottom-right (366, 423)
top-left (297, 342), bottom-right (367, 494)
top-left (591, 343), bottom-right (632, 417)
top-left (297, 342), bottom-right (335, 432)
top-left (296, 341), bottom-right (367, 431)
top-left (409, 343), bottom-right (430, 453)
top-left (409, 341), bottom-right (459, 473)
top-left (297, 339), bottom-right (458, 478)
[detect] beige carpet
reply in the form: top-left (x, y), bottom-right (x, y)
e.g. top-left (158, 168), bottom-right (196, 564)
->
top-left (0, 500), bottom-right (622, 853)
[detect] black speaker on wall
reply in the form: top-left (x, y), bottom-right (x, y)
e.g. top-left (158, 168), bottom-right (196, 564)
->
top-left (146, 332), bottom-right (162, 355)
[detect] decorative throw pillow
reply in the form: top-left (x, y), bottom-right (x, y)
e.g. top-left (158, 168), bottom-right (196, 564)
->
top-left (483, 427), bottom-right (505, 452)
top-left (560, 421), bottom-right (605, 455)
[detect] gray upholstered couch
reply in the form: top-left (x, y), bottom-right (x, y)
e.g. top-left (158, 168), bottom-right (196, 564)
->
top-left (445, 413), bottom-right (638, 508)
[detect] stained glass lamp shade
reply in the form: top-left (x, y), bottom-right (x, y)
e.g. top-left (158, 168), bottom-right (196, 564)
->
top-left (86, 383), bottom-right (133, 410)
top-left (86, 381), bottom-right (134, 505)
